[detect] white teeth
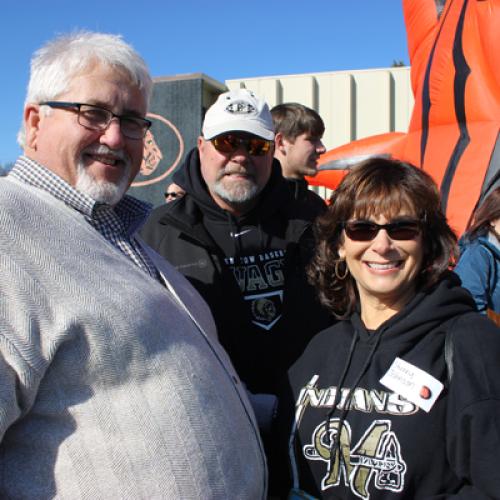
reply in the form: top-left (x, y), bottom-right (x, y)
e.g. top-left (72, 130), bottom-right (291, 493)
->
top-left (367, 262), bottom-right (399, 270)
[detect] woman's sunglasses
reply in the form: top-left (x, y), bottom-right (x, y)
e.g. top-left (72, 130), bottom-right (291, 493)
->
top-left (211, 134), bottom-right (273, 156)
top-left (342, 219), bottom-right (422, 241)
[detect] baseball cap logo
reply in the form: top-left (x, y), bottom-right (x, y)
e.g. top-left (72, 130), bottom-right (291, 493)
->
top-left (226, 100), bottom-right (256, 114)
top-left (202, 89), bottom-right (275, 141)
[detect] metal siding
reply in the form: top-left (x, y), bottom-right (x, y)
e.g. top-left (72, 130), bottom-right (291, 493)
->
top-left (226, 66), bottom-right (412, 151)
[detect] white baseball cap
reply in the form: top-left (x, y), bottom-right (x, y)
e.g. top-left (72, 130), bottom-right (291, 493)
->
top-left (202, 89), bottom-right (275, 141)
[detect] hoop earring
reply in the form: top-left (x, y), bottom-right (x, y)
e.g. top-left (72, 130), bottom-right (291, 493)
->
top-left (335, 259), bottom-right (349, 280)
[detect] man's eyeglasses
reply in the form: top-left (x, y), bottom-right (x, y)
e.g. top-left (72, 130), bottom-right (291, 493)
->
top-left (40, 101), bottom-right (152, 140)
top-left (211, 134), bottom-right (273, 157)
top-left (342, 219), bottom-right (422, 241)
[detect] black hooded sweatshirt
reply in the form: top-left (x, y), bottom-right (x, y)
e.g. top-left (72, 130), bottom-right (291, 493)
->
top-left (140, 148), bottom-right (330, 395)
top-left (277, 273), bottom-right (500, 498)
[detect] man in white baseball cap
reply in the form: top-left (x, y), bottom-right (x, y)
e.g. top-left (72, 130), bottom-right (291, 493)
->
top-left (197, 88), bottom-right (276, 214)
top-left (141, 89), bottom-right (330, 467)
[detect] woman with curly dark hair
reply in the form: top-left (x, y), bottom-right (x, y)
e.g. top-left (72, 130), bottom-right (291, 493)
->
top-left (277, 157), bottom-right (500, 498)
top-left (455, 186), bottom-right (500, 325)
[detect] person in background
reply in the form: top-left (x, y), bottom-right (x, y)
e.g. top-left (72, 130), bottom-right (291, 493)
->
top-left (0, 31), bottom-right (266, 499)
top-left (277, 157), bottom-right (500, 498)
top-left (271, 102), bottom-right (326, 211)
top-left (164, 181), bottom-right (185, 202)
top-left (454, 186), bottom-right (500, 325)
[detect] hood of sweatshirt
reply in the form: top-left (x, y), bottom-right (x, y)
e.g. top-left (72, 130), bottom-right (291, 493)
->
top-left (351, 270), bottom-right (476, 346)
top-left (173, 147), bottom-right (290, 221)
top-left (172, 147), bottom-right (296, 258)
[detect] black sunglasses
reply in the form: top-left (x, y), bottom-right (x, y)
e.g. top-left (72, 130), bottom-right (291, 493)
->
top-left (342, 219), bottom-right (422, 241)
top-left (211, 134), bottom-right (272, 156)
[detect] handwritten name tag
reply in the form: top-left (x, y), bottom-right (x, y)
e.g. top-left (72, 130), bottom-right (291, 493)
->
top-left (380, 357), bottom-right (444, 412)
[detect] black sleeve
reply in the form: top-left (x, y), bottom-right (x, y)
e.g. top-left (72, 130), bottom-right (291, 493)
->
top-left (139, 205), bottom-right (171, 253)
top-left (446, 313), bottom-right (500, 498)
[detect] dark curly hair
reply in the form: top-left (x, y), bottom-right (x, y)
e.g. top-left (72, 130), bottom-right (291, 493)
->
top-left (307, 157), bottom-right (458, 318)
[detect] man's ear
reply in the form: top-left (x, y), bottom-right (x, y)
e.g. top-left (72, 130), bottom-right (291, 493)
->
top-left (24, 104), bottom-right (41, 150)
top-left (197, 135), bottom-right (205, 152)
top-left (274, 132), bottom-right (287, 155)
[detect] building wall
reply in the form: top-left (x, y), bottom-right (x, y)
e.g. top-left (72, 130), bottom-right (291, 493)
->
top-left (226, 67), bottom-right (414, 198)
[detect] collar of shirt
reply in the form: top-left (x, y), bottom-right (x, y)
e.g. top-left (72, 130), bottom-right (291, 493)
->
top-left (9, 156), bottom-right (152, 237)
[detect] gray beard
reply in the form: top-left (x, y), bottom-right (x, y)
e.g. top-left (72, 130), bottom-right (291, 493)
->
top-left (75, 160), bottom-right (131, 206)
top-left (213, 178), bottom-right (260, 205)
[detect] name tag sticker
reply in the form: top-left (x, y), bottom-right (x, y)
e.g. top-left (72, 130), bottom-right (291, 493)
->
top-left (380, 357), bottom-right (444, 413)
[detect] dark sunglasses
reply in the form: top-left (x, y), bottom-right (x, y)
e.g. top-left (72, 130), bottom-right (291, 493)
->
top-left (165, 192), bottom-right (181, 199)
top-left (211, 134), bottom-right (272, 156)
top-left (342, 219), bottom-right (422, 241)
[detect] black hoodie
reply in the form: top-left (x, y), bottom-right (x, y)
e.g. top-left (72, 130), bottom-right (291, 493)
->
top-left (140, 148), bottom-right (330, 395)
top-left (277, 273), bottom-right (500, 498)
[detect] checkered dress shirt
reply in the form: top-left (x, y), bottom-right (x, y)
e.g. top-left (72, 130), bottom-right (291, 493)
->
top-left (9, 156), bottom-right (160, 280)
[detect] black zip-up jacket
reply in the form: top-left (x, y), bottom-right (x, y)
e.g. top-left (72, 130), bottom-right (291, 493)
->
top-left (277, 272), bottom-right (500, 498)
top-left (141, 148), bottom-right (331, 394)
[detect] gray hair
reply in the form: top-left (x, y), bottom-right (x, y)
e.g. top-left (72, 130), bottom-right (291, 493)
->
top-left (18, 31), bottom-right (153, 147)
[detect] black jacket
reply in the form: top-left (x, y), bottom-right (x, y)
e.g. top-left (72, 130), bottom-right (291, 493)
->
top-left (277, 272), bottom-right (500, 498)
top-left (141, 148), bottom-right (331, 394)
top-left (285, 177), bottom-right (326, 213)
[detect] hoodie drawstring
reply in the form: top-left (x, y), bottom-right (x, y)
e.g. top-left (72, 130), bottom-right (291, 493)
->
top-left (326, 330), bottom-right (359, 422)
top-left (328, 326), bottom-right (386, 467)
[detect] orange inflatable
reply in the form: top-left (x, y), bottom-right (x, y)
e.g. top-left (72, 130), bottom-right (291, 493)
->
top-left (309, 0), bottom-right (500, 236)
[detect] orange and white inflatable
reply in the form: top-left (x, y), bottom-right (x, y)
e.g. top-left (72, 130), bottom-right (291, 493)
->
top-left (309, 0), bottom-right (500, 236)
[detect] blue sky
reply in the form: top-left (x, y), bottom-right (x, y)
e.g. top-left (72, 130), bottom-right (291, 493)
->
top-left (0, 1), bottom-right (408, 164)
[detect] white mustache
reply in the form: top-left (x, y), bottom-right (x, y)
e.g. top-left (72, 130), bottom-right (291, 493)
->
top-left (83, 145), bottom-right (129, 163)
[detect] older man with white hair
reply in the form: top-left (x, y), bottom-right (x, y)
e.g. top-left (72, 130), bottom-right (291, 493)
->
top-left (0, 31), bottom-right (266, 499)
